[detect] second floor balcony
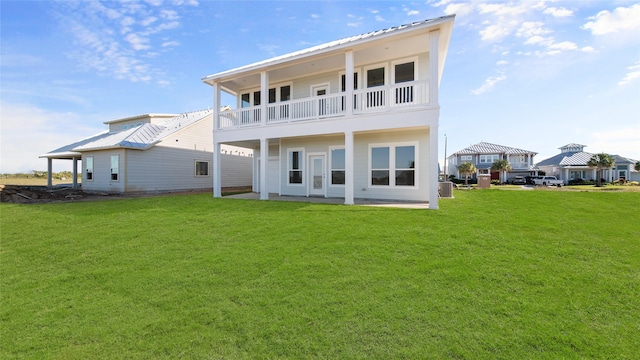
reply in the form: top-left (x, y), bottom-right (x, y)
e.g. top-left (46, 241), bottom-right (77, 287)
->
top-left (217, 80), bottom-right (431, 130)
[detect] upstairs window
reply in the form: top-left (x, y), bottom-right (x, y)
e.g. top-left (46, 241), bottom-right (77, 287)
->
top-left (367, 67), bottom-right (385, 88)
top-left (480, 154), bottom-right (500, 163)
top-left (341, 73), bottom-right (359, 91)
top-left (280, 85), bottom-right (291, 101)
top-left (394, 62), bottom-right (415, 83)
top-left (241, 93), bottom-right (251, 108)
top-left (461, 155), bottom-right (472, 161)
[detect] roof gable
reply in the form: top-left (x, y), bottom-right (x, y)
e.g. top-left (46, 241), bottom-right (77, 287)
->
top-left (42, 109), bottom-right (213, 156)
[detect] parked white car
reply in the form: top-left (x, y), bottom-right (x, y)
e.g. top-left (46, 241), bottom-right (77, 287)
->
top-left (533, 176), bottom-right (564, 187)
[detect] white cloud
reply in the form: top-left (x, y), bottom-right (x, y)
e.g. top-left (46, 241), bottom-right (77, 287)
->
top-left (479, 24), bottom-right (510, 42)
top-left (548, 41), bottom-right (577, 51)
top-left (471, 74), bottom-right (507, 95)
top-left (375, 15), bottom-right (385, 22)
top-left (477, 3), bottom-right (526, 16)
top-left (407, 10), bottom-right (420, 16)
top-left (126, 33), bottom-right (150, 50)
top-left (161, 40), bottom-right (180, 47)
top-left (543, 7), bottom-right (573, 18)
top-left (581, 46), bottom-right (595, 53)
top-left (582, 4), bottom-right (640, 35)
top-left (258, 44), bottom-right (279, 57)
top-left (496, 60), bottom-right (509, 66)
top-left (590, 125), bottom-right (640, 158)
top-left (311, 14), bottom-right (320, 19)
top-left (52, 1), bottom-right (194, 83)
top-left (443, 3), bottom-right (474, 16)
top-left (618, 60), bottom-right (640, 86)
top-left (0, 102), bottom-right (104, 173)
top-left (516, 22), bottom-right (551, 38)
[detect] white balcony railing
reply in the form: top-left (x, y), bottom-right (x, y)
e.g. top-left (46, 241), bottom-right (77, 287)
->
top-left (218, 80), bottom-right (430, 129)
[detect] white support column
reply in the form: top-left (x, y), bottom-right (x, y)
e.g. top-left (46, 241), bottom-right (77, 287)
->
top-left (344, 131), bottom-right (354, 205)
top-left (213, 141), bottom-right (222, 198)
top-left (260, 71), bottom-right (268, 126)
top-left (213, 81), bottom-right (220, 130)
top-left (345, 51), bottom-right (354, 116)
top-left (72, 157), bottom-right (78, 189)
top-left (259, 137), bottom-right (268, 200)
top-left (47, 158), bottom-right (53, 188)
top-left (429, 125), bottom-right (439, 209)
top-left (429, 30), bottom-right (440, 107)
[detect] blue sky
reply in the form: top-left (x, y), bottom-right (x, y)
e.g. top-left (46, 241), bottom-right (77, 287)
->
top-left (1, 0), bottom-right (639, 173)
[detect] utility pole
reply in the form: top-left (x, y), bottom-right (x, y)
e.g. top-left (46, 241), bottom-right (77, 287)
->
top-left (443, 133), bottom-right (448, 180)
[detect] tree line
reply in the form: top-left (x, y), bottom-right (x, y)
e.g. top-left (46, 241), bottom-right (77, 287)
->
top-left (0, 171), bottom-right (81, 180)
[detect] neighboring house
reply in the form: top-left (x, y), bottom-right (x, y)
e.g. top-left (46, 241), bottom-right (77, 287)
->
top-left (202, 16), bottom-right (455, 209)
top-left (447, 141), bottom-right (537, 182)
top-left (536, 143), bottom-right (640, 183)
top-left (41, 110), bottom-right (253, 193)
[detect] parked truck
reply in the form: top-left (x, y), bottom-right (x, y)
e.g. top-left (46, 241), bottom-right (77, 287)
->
top-left (533, 176), bottom-right (564, 187)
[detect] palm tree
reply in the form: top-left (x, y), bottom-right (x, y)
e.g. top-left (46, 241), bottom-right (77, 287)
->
top-left (587, 153), bottom-right (615, 187)
top-left (491, 159), bottom-right (512, 184)
top-left (457, 162), bottom-right (477, 187)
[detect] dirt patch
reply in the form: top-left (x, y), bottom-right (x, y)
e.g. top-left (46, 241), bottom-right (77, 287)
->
top-left (0, 185), bottom-right (251, 204)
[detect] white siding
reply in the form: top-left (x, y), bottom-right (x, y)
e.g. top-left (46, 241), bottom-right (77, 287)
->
top-left (276, 129), bottom-right (431, 202)
top-left (83, 116), bottom-right (252, 193)
top-left (81, 149), bottom-right (125, 193)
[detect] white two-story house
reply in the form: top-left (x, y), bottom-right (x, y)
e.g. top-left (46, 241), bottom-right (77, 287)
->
top-left (202, 16), bottom-right (455, 209)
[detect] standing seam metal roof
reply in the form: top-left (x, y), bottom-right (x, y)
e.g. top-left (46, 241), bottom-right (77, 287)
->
top-left (202, 15), bottom-right (455, 82)
top-left (451, 142), bottom-right (537, 156)
top-left (42, 109), bottom-right (213, 156)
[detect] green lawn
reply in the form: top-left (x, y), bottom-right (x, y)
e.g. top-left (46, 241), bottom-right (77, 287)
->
top-left (1, 190), bottom-right (638, 359)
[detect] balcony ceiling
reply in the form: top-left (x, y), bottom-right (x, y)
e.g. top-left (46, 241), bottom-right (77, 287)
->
top-left (219, 33), bottom-right (429, 93)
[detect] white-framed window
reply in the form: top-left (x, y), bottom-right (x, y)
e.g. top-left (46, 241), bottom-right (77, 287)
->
top-left (369, 143), bottom-right (417, 187)
top-left (85, 156), bottom-right (94, 181)
top-left (241, 83), bottom-right (292, 107)
top-left (340, 71), bottom-right (360, 91)
top-left (391, 57), bottom-right (418, 84)
top-left (479, 154), bottom-right (500, 163)
top-left (288, 148), bottom-right (304, 185)
top-left (364, 63), bottom-right (388, 88)
top-left (461, 155), bottom-right (472, 161)
top-left (570, 170), bottom-right (585, 180)
top-left (195, 161), bottom-right (209, 176)
top-left (329, 147), bottom-right (345, 186)
top-left (110, 155), bottom-right (119, 181)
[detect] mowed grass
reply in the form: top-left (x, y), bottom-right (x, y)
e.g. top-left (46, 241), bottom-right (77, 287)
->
top-left (1, 190), bottom-right (638, 359)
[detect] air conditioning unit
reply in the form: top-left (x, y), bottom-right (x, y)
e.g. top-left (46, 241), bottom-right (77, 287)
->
top-left (438, 181), bottom-right (454, 198)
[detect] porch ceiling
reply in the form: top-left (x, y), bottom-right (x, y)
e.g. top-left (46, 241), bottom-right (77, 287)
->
top-left (218, 32), bottom-right (430, 94)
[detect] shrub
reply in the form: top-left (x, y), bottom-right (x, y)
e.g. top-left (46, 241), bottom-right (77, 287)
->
top-left (490, 180), bottom-right (501, 185)
top-left (568, 179), bottom-right (596, 186)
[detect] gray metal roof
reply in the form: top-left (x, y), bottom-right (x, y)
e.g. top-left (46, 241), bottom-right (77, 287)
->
top-left (42, 109), bottom-right (212, 157)
top-left (451, 141), bottom-right (537, 156)
top-left (202, 15), bottom-right (455, 83)
top-left (537, 152), bottom-right (639, 168)
top-left (536, 151), bottom-right (592, 166)
top-left (559, 143), bottom-right (587, 150)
